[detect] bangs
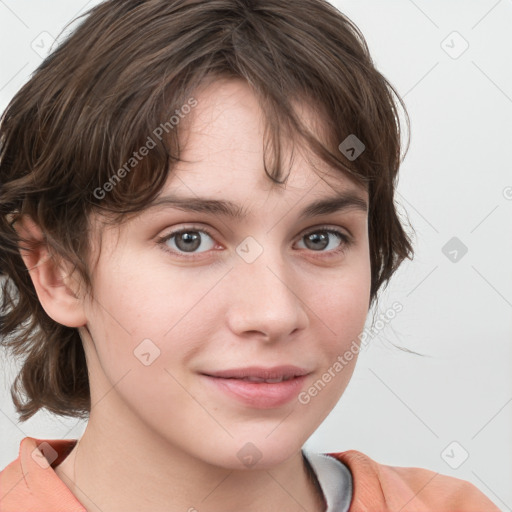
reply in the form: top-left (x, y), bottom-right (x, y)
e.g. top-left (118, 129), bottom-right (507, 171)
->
top-left (0, 0), bottom-right (413, 420)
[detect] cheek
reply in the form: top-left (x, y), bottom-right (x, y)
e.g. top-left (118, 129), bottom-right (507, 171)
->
top-left (312, 264), bottom-right (371, 345)
top-left (302, 267), bottom-right (370, 405)
top-left (300, 292), bottom-right (368, 417)
top-left (82, 267), bottom-right (201, 424)
top-left (83, 254), bottom-right (222, 379)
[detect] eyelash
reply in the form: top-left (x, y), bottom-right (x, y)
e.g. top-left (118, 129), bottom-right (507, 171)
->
top-left (156, 224), bottom-right (353, 261)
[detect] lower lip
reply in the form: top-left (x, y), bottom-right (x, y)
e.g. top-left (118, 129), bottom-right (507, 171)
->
top-left (201, 375), bottom-right (308, 409)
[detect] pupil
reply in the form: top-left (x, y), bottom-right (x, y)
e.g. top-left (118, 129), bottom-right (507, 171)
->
top-left (307, 232), bottom-right (328, 250)
top-left (177, 232), bottom-right (200, 252)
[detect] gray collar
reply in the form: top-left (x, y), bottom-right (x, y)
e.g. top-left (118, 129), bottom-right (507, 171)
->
top-left (302, 449), bottom-right (353, 512)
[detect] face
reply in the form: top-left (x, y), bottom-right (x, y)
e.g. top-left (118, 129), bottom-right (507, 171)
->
top-left (78, 78), bottom-right (371, 470)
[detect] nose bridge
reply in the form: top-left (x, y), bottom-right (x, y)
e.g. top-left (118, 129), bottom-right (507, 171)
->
top-left (226, 238), bottom-right (308, 338)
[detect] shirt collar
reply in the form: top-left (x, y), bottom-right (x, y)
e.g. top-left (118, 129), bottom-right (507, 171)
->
top-left (3, 436), bottom-right (86, 512)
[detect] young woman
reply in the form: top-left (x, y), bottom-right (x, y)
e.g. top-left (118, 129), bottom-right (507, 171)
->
top-left (0, 1), bottom-right (499, 510)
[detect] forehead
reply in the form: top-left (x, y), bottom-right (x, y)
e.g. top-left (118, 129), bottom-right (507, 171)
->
top-left (173, 77), bottom-right (367, 200)
top-left (88, 78), bottom-right (368, 249)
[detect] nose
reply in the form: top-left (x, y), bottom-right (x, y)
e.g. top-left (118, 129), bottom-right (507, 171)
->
top-left (225, 248), bottom-right (309, 342)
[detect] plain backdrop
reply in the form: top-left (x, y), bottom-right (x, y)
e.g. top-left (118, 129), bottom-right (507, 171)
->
top-left (1, 0), bottom-right (511, 508)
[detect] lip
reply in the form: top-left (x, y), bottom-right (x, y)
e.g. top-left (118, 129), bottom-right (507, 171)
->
top-left (203, 365), bottom-right (310, 380)
top-left (200, 366), bottom-right (311, 409)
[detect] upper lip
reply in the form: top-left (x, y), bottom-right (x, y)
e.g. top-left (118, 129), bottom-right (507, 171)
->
top-left (202, 366), bottom-right (310, 380)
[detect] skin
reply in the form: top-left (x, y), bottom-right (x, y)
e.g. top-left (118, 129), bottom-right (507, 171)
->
top-left (18, 78), bottom-right (371, 512)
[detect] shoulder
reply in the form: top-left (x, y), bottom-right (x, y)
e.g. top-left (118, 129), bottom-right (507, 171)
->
top-left (327, 449), bottom-right (500, 512)
top-left (0, 436), bottom-right (85, 512)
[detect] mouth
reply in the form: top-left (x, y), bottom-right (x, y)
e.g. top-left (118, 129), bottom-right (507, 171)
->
top-left (202, 365), bottom-right (310, 381)
top-left (200, 366), bottom-right (311, 409)
top-left (216, 375), bottom-right (296, 383)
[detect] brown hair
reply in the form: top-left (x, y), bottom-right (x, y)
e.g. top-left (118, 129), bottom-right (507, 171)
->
top-left (0, 0), bottom-right (413, 421)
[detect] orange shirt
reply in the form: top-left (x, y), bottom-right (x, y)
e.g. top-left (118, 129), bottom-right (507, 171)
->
top-left (0, 437), bottom-right (500, 511)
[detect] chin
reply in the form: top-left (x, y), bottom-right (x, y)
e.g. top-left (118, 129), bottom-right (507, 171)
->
top-left (232, 433), bottom-right (306, 471)
top-left (186, 434), bottom-right (303, 472)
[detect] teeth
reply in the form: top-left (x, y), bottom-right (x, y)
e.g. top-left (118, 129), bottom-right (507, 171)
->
top-left (241, 376), bottom-right (293, 383)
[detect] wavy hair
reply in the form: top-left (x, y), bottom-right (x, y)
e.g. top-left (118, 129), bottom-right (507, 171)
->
top-left (0, 0), bottom-right (413, 420)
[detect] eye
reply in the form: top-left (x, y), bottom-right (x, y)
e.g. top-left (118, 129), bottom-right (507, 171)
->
top-left (157, 224), bottom-right (353, 260)
top-left (296, 227), bottom-right (352, 256)
top-left (157, 226), bottom-right (216, 257)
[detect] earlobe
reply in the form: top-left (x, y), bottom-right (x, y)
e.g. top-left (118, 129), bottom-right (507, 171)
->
top-left (15, 215), bottom-right (87, 328)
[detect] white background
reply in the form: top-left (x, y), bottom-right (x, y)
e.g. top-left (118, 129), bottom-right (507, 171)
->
top-left (0, 0), bottom-right (511, 508)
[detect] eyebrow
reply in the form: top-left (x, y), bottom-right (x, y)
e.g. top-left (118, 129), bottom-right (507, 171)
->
top-left (147, 191), bottom-right (368, 220)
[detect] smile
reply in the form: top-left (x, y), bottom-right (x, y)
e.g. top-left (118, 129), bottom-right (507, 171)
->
top-left (200, 370), bottom-right (310, 409)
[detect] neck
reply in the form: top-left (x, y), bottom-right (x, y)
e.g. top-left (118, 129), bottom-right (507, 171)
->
top-left (55, 407), bottom-right (326, 512)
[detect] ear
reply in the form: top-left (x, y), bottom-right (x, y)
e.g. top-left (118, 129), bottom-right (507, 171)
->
top-left (15, 215), bottom-right (87, 328)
